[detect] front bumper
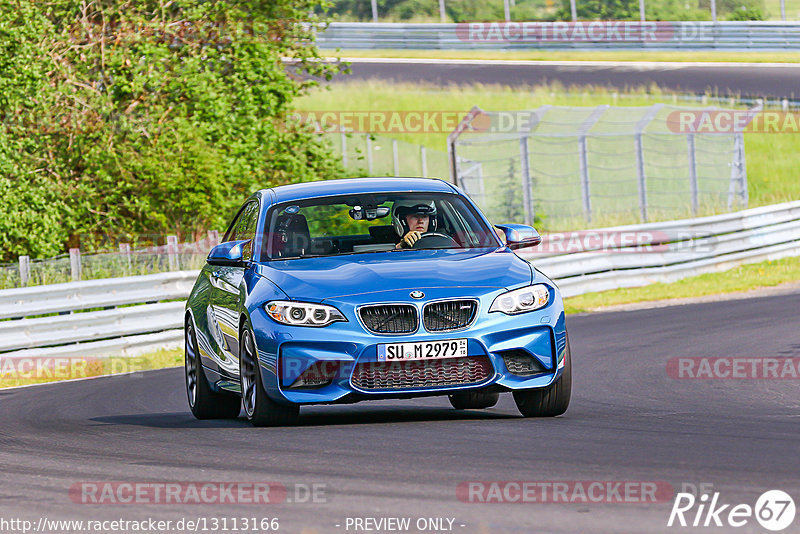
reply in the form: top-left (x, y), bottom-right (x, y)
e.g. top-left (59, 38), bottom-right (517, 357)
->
top-left (249, 287), bottom-right (568, 405)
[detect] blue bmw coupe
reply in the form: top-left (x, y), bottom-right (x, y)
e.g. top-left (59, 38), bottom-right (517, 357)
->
top-left (184, 178), bottom-right (571, 426)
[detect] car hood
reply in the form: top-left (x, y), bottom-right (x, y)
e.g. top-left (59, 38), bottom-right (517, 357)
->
top-left (255, 248), bottom-right (533, 302)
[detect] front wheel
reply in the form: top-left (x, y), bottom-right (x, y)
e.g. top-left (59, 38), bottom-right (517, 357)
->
top-left (513, 335), bottom-right (572, 417)
top-left (449, 391), bottom-right (500, 410)
top-left (240, 327), bottom-right (299, 427)
top-left (185, 321), bottom-right (241, 420)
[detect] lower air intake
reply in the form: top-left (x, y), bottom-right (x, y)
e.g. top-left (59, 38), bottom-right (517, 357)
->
top-left (501, 350), bottom-right (548, 376)
top-left (351, 356), bottom-right (493, 391)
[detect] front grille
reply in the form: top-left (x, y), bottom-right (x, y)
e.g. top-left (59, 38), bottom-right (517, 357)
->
top-left (501, 350), bottom-right (547, 376)
top-left (423, 300), bottom-right (478, 331)
top-left (359, 304), bottom-right (418, 334)
top-left (351, 356), bottom-right (493, 390)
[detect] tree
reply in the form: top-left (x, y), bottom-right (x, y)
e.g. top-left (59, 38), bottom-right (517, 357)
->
top-left (493, 158), bottom-right (525, 223)
top-left (0, 0), bottom-right (346, 260)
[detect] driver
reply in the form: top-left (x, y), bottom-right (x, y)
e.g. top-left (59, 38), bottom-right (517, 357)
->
top-left (392, 200), bottom-right (438, 249)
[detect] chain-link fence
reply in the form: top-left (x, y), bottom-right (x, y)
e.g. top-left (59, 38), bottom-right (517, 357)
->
top-left (450, 104), bottom-right (750, 229)
top-left (322, 131), bottom-right (450, 180)
top-left (0, 233), bottom-right (219, 290)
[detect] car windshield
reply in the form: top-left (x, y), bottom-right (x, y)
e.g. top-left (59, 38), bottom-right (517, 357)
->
top-left (260, 192), bottom-right (499, 261)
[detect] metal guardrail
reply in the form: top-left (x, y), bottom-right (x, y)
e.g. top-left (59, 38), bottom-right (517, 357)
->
top-left (317, 21), bottom-right (800, 51)
top-left (0, 272), bottom-right (198, 360)
top-left (1, 201), bottom-right (799, 359)
top-left (519, 200), bottom-right (800, 297)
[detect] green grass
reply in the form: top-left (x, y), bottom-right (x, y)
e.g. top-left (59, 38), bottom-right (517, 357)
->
top-left (330, 49), bottom-right (800, 63)
top-left (300, 80), bottom-right (684, 155)
top-left (563, 255), bottom-right (800, 313)
top-left (0, 348), bottom-right (183, 388)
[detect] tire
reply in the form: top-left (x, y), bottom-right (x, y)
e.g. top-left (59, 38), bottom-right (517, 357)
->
top-left (448, 391), bottom-right (500, 410)
top-left (513, 335), bottom-right (572, 417)
top-left (185, 320), bottom-right (241, 420)
top-left (240, 327), bottom-right (300, 427)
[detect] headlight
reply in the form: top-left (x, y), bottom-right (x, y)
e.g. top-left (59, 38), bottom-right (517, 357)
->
top-left (265, 301), bottom-right (347, 327)
top-left (489, 284), bottom-right (550, 315)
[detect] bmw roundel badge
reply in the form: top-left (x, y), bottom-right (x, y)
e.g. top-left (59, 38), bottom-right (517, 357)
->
top-left (410, 290), bottom-right (425, 299)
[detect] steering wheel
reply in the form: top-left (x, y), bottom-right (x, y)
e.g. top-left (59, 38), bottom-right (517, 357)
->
top-left (411, 232), bottom-right (459, 249)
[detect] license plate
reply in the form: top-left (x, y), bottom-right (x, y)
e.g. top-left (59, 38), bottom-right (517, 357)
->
top-left (377, 339), bottom-right (468, 361)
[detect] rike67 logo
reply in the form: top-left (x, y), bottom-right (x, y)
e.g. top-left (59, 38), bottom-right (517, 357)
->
top-left (668, 490), bottom-right (796, 531)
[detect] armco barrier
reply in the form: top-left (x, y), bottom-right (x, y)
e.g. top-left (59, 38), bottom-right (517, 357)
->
top-left (316, 21), bottom-right (800, 51)
top-left (520, 200), bottom-right (800, 297)
top-left (1, 201), bottom-right (799, 360)
top-left (0, 272), bottom-right (198, 360)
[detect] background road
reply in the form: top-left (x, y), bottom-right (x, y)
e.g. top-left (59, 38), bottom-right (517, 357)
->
top-left (334, 58), bottom-right (800, 100)
top-left (1, 292), bottom-right (799, 533)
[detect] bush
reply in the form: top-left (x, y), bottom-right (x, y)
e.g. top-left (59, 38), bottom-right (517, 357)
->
top-left (0, 0), bottom-right (346, 261)
top-left (726, 5), bottom-right (765, 19)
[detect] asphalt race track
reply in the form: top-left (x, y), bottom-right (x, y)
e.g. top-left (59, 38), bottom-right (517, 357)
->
top-left (1, 291), bottom-right (798, 533)
top-left (334, 58), bottom-right (800, 100)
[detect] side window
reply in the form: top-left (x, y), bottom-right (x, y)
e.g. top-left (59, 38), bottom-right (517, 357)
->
top-left (225, 202), bottom-right (259, 261)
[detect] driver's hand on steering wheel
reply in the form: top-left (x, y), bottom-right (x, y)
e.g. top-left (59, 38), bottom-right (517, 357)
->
top-left (396, 231), bottom-right (422, 249)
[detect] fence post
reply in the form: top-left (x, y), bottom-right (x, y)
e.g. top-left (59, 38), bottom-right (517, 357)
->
top-left (503, 0), bottom-right (510, 21)
top-left (570, 0), bottom-right (577, 20)
top-left (687, 133), bottom-right (699, 217)
top-left (167, 235), bottom-right (179, 271)
top-left (19, 256), bottom-right (30, 287)
top-left (447, 106), bottom-right (484, 185)
top-left (710, 0), bottom-right (717, 22)
top-left (69, 248), bottom-right (82, 282)
top-left (340, 126), bottom-right (348, 168)
top-left (392, 139), bottom-right (399, 177)
top-left (519, 136), bottom-right (534, 226)
top-left (119, 243), bottom-right (132, 273)
top-left (577, 137), bottom-right (592, 223)
top-left (366, 135), bottom-right (373, 174)
top-left (371, 0), bottom-right (378, 22)
top-left (639, 0), bottom-right (645, 20)
top-left (632, 104), bottom-right (662, 223)
top-left (634, 133), bottom-right (648, 223)
top-left (208, 230), bottom-right (220, 248)
top-left (575, 105), bottom-right (609, 223)
top-left (420, 146), bottom-right (428, 177)
top-left (738, 133), bottom-right (748, 208)
top-left (439, 0), bottom-right (446, 22)
top-left (729, 134), bottom-right (748, 209)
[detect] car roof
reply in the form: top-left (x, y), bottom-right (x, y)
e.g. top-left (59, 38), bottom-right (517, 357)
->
top-left (263, 177), bottom-right (457, 204)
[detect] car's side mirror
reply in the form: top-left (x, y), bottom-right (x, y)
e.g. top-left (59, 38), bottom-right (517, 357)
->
top-left (494, 224), bottom-right (542, 250)
top-left (207, 240), bottom-right (250, 267)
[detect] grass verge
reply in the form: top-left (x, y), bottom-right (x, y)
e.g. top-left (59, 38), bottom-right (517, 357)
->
top-left (330, 49), bottom-right (800, 64)
top-left (0, 348), bottom-right (183, 389)
top-left (563, 255), bottom-right (800, 313)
